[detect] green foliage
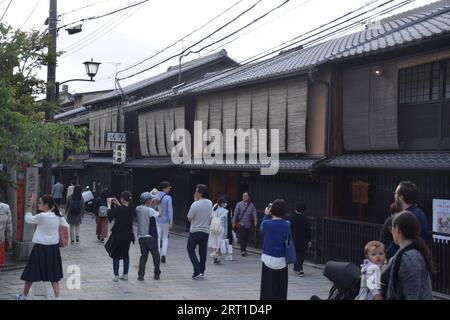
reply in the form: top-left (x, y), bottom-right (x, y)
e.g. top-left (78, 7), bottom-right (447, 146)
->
top-left (0, 23), bottom-right (87, 182)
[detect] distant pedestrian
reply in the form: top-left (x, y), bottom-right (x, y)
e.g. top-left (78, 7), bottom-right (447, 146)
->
top-left (17, 194), bottom-right (69, 300)
top-left (386, 211), bottom-right (433, 300)
top-left (0, 200), bottom-right (13, 267)
top-left (106, 191), bottom-right (136, 282)
top-left (136, 192), bottom-right (162, 281)
top-left (380, 202), bottom-right (402, 260)
top-left (289, 203), bottom-right (311, 277)
top-left (51, 180), bottom-right (64, 206)
top-left (93, 189), bottom-right (109, 243)
top-left (156, 181), bottom-right (173, 263)
top-left (66, 185), bottom-right (85, 244)
top-left (232, 192), bottom-right (257, 256)
top-left (66, 181), bottom-right (75, 203)
top-left (260, 199), bottom-right (289, 300)
top-left (187, 184), bottom-right (212, 280)
top-left (209, 198), bottom-right (229, 265)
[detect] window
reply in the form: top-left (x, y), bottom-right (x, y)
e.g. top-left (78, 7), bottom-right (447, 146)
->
top-left (398, 59), bottom-right (450, 149)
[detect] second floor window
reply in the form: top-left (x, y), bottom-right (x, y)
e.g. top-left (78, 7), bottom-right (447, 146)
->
top-left (398, 59), bottom-right (450, 149)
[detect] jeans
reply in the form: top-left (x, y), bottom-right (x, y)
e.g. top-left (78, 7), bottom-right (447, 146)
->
top-left (113, 257), bottom-right (129, 276)
top-left (157, 223), bottom-right (169, 256)
top-left (187, 232), bottom-right (209, 276)
top-left (138, 237), bottom-right (161, 278)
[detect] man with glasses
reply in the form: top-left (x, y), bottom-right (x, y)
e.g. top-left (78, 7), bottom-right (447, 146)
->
top-left (187, 184), bottom-right (212, 280)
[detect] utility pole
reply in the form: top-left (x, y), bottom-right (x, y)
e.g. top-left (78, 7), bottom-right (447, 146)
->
top-left (41, 0), bottom-right (57, 195)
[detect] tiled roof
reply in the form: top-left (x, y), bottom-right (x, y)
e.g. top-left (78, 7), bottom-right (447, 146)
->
top-left (181, 158), bottom-right (321, 172)
top-left (83, 50), bottom-right (237, 106)
top-left (123, 158), bottom-right (175, 168)
top-left (179, 2), bottom-right (450, 94)
top-left (322, 152), bottom-right (450, 170)
top-left (58, 160), bottom-right (85, 170)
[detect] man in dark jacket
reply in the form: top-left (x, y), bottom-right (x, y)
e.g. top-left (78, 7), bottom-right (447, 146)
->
top-left (289, 203), bottom-right (311, 277)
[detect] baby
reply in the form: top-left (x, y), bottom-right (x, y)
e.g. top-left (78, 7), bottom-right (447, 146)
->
top-left (355, 240), bottom-right (386, 300)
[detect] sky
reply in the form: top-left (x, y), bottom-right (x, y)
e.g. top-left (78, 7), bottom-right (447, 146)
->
top-left (0, 0), bottom-right (440, 95)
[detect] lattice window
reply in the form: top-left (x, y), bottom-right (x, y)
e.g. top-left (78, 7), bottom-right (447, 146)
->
top-left (398, 62), bottom-right (440, 103)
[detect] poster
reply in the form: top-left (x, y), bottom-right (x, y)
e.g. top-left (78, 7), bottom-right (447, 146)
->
top-left (432, 199), bottom-right (450, 240)
top-left (23, 167), bottom-right (39, 242)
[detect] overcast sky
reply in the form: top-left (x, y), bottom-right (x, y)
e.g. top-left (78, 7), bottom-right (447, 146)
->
top-left (1, 0), bottom-right (439, 95)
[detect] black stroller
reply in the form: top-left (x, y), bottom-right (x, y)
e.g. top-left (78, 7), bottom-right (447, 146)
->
top-left (310, 261), bottom-right (361, 300)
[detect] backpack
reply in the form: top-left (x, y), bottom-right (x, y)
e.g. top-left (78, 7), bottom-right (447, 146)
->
top-left (71, 199), bottom-right (82, 216)
top-left (210, 213), bottom-right (224, 235)
top-left (98, 205), bottom-right (108, 218)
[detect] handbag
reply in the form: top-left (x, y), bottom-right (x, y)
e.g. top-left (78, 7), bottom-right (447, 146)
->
top-left (285, 221), bottom-right (297, 265)
top-left (58, 225), bottom-right (69, 248)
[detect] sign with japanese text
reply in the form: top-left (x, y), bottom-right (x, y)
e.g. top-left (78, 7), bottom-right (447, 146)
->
top-left (433, 199), bottom-right (450, 240)
top-left (105, 132), bottom-right (127, 143)
top-left (23, 167), bottom-right (39, 241)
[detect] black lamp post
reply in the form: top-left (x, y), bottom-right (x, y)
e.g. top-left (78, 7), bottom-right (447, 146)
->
top-left (56, 59), bottom-right (102, 97)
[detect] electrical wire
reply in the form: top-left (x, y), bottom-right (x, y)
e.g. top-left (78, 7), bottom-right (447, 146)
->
top-left (59, 0), bottom-right (114, 17)
top-left (0, 0), bottom-right (13, 23)
top-left (18, 0), bottom-right (41, 31)
top-left (118, 0), bottom-right (245, 74)
top-left (58, 0), bottom-right (149, 30)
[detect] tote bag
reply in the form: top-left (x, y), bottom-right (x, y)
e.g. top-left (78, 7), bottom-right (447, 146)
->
top-left (59, 225), bottom-right (69, 248)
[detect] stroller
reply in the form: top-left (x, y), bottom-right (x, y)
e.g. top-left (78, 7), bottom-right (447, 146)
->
top-left (310, 261), bottom-right (361, 300)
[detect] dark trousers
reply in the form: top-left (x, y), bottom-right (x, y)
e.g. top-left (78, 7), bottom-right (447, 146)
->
top-left (54, 198), bottom-right (61, 206)
top-left (238, 227), bottom-right (251, 252)
top-left (293, 246), bottom-right (306, 272)
top-left (187, 232), bottom-right (209, 276)
top-left (138, 237), bottom-right (161, 278)
top-left (260, 263), bottom-right (288, 300)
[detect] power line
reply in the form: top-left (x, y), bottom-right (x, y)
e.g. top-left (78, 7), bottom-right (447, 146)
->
top-left (58, 0), bottom-right (149, 30)
top-left (18, 0), bottom-right (41, 31)
top-left (61, 2), bottom-right (135, 53)
top-left (117, 0), bottom-right (267, 80)
top-left (183, 0), bottom-right (291, 58)
top-left (59, 0), bottom-right (114, 17)
top-left (62, 2), bottom-right (146, 58)
top-left (0, 0), bottom-right (13, 23)
top-left (118, 0), bottom-right (245, 74)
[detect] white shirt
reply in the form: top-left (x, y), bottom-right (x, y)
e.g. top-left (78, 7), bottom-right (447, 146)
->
top-left (261, 254), bottom-right (287, 270)
top-left (25, 211), bottom-right (69, 245)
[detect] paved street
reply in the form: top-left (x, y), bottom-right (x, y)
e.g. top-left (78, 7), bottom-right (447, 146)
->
top-left (0, 215), bottom-right (331, 300)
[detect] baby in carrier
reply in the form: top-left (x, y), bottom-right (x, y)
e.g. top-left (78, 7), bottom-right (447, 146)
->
top-left (355, 241), bottom-right (386, 300)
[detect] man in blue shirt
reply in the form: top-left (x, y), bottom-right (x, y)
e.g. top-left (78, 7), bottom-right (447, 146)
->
top-left (388, 181), bottom-right (431, 256)
top-left (156, 181), bottom-right (173, 263)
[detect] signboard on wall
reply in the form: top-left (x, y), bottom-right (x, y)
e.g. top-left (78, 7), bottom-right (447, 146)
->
top-left (105, 132), bottom-right (127, 143)
top-left (23, 167), bottom-right (39, 242)
top-left (352, 181), bottom-right (369, 205)
top-left (433, 199), bottom-right (450, 240)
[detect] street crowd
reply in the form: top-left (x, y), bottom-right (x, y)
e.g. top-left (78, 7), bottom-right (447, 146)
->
top-left (0, 179), bottom-right (434, 300)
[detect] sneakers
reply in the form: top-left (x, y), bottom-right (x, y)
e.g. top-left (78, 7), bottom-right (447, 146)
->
top-left (137, 276), bottom-right (144, 281)
top-left (192, 273), bottom-right (202, 280)
top-left (210, 252), bottom-right (216, 258)
top-left (16, 294), bottom-right (27, 300)
top-left (112, 276), bottom-right (119, 282)
top-left (298, 271), bottom-right (304, 277)
top-left (97, 236), bottom-right (101, 241)
top-left (100, 238), bottom-right (105, 243)
top-left (154, 273), bottom-right (160, 280)
top-left (241, 251), bottom-right (247, 257)
top-left (119, 274), bottom-right (128, 281)
top-left (199, 273), bottom-right (205, 280)
top-left (225, 255), bottom-right (233, 261)
top-left (161, 256), bottom-right (166, 263)
top-left (71, 240), bottom-right (75, 245)
top-left (76, 236), bottom-right (80, 243)
top-left (213, 257), bottom-right (221, 265)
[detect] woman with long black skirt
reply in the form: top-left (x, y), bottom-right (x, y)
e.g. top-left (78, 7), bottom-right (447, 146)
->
top-left (17, 194), bottom-right (69, 300)
top-left (259, 199), bottom-right (290, 300)
top-left (106, 191), bottom-right (136, 282)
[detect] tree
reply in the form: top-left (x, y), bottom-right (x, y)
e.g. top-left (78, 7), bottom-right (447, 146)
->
top-left (0, 23), bottom-right (87, 239)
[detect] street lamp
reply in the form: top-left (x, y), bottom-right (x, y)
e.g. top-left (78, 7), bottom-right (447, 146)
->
top-left (83, 59), bottom-right (101, 81)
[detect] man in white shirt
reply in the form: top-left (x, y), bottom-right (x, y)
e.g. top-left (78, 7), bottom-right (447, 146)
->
top-left (136, 192), bottom-right (162, 281)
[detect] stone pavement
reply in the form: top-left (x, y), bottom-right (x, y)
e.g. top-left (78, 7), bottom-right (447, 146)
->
top-left (0, 215), bottom-right (332, 300)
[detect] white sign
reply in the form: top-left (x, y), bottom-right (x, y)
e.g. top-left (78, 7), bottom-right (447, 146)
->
top-left (113, 143), bottom-right (127, 165)
top-left (432, 199), bottom-right (450, 240)
top-left (105, 132), bottom-right (126, 143)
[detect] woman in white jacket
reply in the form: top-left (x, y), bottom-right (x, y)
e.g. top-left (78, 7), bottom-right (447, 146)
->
top-left (17, 194), bottom-right (69, 300)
